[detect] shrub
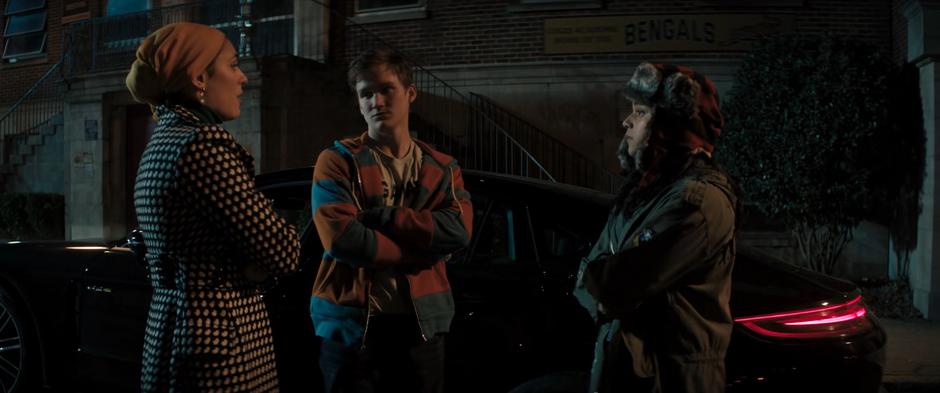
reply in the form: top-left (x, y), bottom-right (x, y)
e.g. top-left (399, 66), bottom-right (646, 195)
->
top-left (718, 34), bottom-right (894, 275)
top-left (0, 193), bottom-right (65, 240)
top-left (858, 278), bottom-right (923, 319)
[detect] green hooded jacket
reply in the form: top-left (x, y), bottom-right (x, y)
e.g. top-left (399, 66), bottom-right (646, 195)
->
top-left (574, 155), bottom-right (737, 393)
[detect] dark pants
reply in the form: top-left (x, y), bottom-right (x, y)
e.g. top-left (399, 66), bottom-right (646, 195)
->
top-left (319, 315), bottom-right (445, 393)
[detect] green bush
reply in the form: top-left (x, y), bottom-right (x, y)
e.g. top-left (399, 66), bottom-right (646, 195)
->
top-left (717, 34), bottom-right (894, 274)
top-left (0, 193), bottom-right (65, 240)
top-left (858, 279), bottom-right (922, 319)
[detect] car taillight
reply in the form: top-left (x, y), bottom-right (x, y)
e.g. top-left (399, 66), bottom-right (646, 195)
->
top-left (734, 295), bottom-right (871, 339)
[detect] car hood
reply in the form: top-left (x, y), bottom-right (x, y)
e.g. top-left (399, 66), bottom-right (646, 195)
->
top-left (0, 239), bottom-right (115, 275)
top-left (0, 239), bottom-right (113, 251)
top-left (731, 246), bottom-right (859, 318)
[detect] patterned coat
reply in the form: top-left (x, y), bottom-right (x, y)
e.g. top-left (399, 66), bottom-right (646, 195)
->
top-left (134, 104), bottom-right (300, 392)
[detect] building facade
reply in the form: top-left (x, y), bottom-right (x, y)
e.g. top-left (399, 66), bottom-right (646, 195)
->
top-left (3, 0), bottom-right (940, 318)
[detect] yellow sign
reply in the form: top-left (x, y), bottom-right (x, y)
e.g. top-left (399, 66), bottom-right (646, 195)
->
top-left (544, 14), bottom-right (796, 54)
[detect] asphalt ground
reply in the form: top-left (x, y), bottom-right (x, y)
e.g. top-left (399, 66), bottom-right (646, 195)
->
top-left (880, 318), bottom-right (940, 393)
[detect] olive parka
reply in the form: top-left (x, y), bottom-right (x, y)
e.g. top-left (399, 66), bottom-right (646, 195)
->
top-left (574, 155), bottom-right (737, 393)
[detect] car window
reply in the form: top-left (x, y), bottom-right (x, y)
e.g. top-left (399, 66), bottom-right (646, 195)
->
top-left (541, 224), bottom-right (589, 259)
top-left (260, 184), bottom-right (312, 234)
top-left (282, 204), bottom-right (312, 235)
top-left (449, 192), bottom-right (487, 264)
top-left (467, 194), bottom-right (517, 265)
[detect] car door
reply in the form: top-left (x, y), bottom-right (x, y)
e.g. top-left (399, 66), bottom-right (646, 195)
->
top-left (445, 191), bottom-right (545, 392)
top-left (255, 179), bottom-right (323, 392)
top-left (526, 202), bottom-right (603, 374)
top-left (74, 243), bottom-right (151, 390)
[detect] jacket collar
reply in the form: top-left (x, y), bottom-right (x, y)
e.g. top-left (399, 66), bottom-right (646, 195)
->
top-left (335, 131), bottom-right (457, 169)
top-left (155, 99), bottom-right (223, 127)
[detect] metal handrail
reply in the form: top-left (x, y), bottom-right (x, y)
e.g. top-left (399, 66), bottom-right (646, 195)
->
top-left (0, 61), bottom-right (62, 127)
top-left (468, 92), bottom-right (621, 192)
top-left (316, 0), bottom-right (557, 183)
top-left (50, 0), bottom-right (585, 185)
top-left (62, 0), bottom-right (300, 77)
top-left (0, 36), bottom-right (70, 167)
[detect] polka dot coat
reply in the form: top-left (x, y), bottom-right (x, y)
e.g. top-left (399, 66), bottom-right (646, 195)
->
top-left (134, 104), bottom-right (300, 392)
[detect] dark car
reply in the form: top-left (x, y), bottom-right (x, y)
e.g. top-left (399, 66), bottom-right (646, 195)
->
top-left (0, 167), bottom-right (885, 393)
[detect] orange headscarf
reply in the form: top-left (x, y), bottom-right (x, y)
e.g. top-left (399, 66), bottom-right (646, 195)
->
top-left (125, 22), bottom-right (227, 105)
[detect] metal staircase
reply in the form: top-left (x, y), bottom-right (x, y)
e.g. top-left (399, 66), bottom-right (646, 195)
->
top-left (0, 51), bottom-right (68, 191)
top-left (335, 22), bottom-right (557, 183)
top-left (2, 0), bottom-right (620, 193)
top-left (328, 3), bottom-right (619, 190)
top-left (468, 92), bottom-right (619, 191)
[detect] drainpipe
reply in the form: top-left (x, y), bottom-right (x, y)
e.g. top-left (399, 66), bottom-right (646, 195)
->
top-left (238, 0), bottom-right (253, 58)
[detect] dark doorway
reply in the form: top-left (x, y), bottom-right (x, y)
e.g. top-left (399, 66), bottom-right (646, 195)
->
top-left (125, 104), bottom-right (154, 230)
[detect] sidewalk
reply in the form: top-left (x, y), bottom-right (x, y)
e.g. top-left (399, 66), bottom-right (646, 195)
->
top-left (881, 317), bottom-right (940, 392)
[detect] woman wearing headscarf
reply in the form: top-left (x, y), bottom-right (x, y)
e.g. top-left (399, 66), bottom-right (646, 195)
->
top-left (126, 22), bottom-right (300, 392)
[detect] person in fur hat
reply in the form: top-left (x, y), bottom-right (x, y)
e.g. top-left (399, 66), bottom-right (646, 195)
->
top-left (573, 62), bottom-right (739, 393)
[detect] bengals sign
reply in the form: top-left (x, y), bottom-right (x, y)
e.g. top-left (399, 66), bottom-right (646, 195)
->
top-left (544, 14), bottom-right (796, 54)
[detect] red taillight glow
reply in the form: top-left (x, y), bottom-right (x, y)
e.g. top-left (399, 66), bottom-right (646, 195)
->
top-left (734, 295), bottom-right (872, 339)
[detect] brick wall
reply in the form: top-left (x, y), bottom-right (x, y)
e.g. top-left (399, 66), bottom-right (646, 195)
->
top-left (0, 0), bottom-right (178, 105)
top-left (0, 0), bottom-right (110, 104)
top-left (332, 0), bottom-right (893, 67)
top-left (259, 56), bottom-right (365, 173)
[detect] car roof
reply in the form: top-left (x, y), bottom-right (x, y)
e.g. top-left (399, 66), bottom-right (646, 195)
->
top-left (255, 166), bottom-right (616, 208)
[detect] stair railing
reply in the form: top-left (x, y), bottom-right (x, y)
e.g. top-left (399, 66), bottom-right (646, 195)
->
top-left (0, 40), bottom-right (68, 166)
top-left (321, 1), bottom-right (557, 183)
top-left (469, 93), bottom-right (621, 192)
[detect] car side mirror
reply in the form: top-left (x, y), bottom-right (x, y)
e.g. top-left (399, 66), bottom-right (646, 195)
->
top-left (126, 229), bottom-right (146, 263)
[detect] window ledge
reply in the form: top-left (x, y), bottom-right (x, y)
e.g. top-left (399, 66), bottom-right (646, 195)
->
top-left (507, 1), bottom-right (602, 13)
top-left (716, 0), bottom-right (804, 7)
top-left (350, 6), bottom-right (427, 24)
top-left (0, 53), bottom-right (49, 69)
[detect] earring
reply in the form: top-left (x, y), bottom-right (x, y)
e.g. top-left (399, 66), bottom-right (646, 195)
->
top-left (198, 88), bottom-right (206, 105)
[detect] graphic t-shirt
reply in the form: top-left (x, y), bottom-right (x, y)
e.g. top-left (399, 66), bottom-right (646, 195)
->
top-left (365, 137), bottom-right (423, 314)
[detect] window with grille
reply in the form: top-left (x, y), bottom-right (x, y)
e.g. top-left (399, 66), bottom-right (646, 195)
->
top-left (2, 0), bottom-right (47, 61)
top-left (356, 0), bottom-right (422, 13)
top-left (508, 0), bottom-right (602, 12)
top-left (105, 0), bottom-right (149, 16)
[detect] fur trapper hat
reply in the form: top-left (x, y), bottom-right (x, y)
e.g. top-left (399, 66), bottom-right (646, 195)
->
top-left (623, 62), bottom-right (724, 150)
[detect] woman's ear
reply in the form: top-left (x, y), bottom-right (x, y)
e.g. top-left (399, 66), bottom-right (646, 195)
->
top-left (192, 70), bottom-right (209, 92)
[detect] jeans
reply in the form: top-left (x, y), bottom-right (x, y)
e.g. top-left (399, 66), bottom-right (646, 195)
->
top-left (319, 314), bottom-right (445, 393)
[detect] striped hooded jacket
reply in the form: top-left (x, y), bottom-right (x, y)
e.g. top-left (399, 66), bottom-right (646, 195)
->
top-left (310, 132), bottom-right (473, 347)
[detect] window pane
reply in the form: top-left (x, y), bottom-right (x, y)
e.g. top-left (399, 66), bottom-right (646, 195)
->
top-left (252, 18), bottom-right (293, 57)
top-left (4, 0), bottom-right (45, 15)
top-left (541, 225), bottom-right (587, 258)
top-left (3, 11), bottom-right (45, 36)
top-left (254, 0), bottom-right (292, 18)
top-left (357, 0), bottom-right (420, 12)
top-left (2, 32), bottom-right (45, 58)
top-left (472, 203), bottom-right (516, 265)
top-left (106, 0), bottom-right (149, 16)
top-left (99, 13), bottom-right (148, 43)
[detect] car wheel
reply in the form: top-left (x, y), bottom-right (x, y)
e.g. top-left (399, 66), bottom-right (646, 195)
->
top-left (0, 286), bottom-right (37, 393)
top-left (508, 373), bottom-right (587, 393)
